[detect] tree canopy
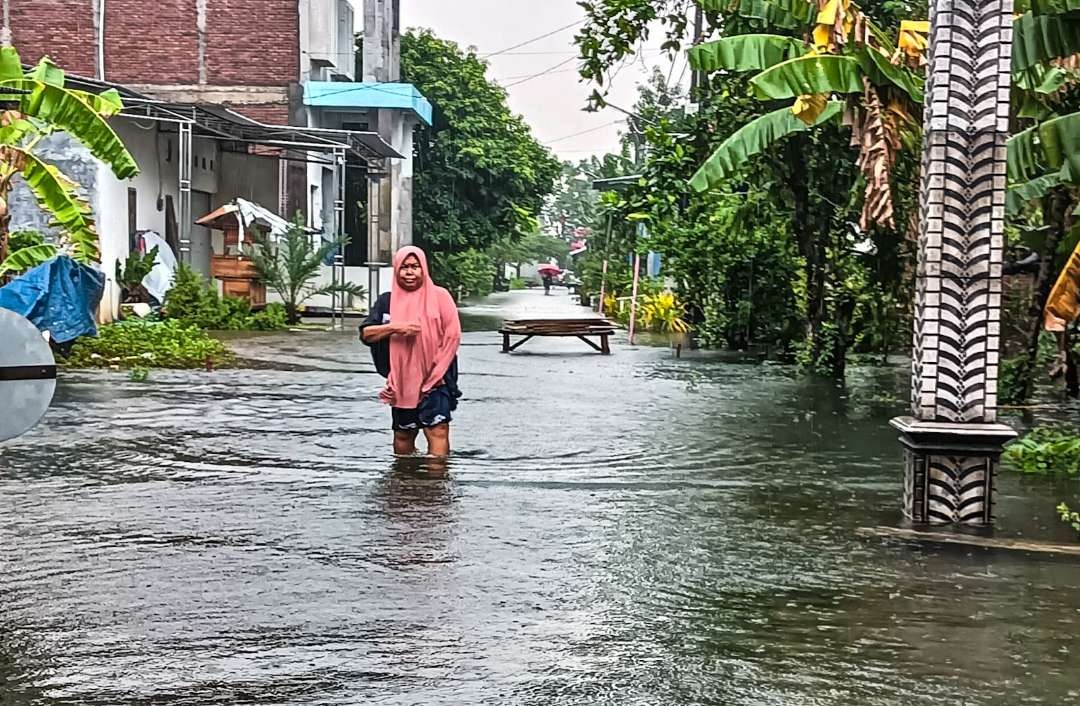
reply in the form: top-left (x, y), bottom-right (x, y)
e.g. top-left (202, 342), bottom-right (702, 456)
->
top-left (400, 29), bottom-right (562, 255)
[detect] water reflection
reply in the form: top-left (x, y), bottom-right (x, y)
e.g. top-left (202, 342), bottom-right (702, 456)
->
top-left (2, 292), bottom-right (1080, 705)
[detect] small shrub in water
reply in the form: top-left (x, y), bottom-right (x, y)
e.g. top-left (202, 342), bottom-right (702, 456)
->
top-left (65, 320), bottom-right (232, 369)
top-left (163, 264), bottom-right (288, 331)
top-left (128, 366), bottom-right (150, 382)
top-left (1058, 503), bottom-right (1080, 536)
top-left (1003, 427), bottom-right (1080, 476)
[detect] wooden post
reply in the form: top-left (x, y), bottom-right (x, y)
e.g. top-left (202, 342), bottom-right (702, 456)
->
top-left (597, 259), bottom-right (609, 315)
top-left (628, 252), bottom-right (641, 344)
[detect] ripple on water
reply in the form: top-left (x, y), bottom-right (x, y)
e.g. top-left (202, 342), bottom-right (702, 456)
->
top-left (3, 318), bottom-right (1080, 705)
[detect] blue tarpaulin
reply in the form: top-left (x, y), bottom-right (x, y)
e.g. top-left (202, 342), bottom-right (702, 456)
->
top-left (0, 256), bottom-right (105, 343)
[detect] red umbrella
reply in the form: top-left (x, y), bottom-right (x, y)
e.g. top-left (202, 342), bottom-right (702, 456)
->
top-left (537, 263), bottom-right (561, 275)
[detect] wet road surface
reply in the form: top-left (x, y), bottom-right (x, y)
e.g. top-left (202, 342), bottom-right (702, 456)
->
top-left (2, 289), bottom-right (1079, 705)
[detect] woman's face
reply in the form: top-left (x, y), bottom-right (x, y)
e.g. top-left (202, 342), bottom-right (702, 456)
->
top-left (397, 254), bottom-right (424, 291)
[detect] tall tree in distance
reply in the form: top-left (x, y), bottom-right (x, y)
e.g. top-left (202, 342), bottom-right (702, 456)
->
top-left (391, 29), bottom-right (561, 297)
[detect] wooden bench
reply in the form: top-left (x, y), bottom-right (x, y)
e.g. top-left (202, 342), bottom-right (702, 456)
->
top-left (500, 318), bottom-right (616, 355)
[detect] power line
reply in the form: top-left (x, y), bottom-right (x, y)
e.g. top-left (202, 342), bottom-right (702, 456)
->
top-left (544, 120), bottom-right (624, 145)
top-left (500, 55), bottom-right (578, 88)
top-left (480, 19), bottom-right (585, 59)
top-left (499, 67), bottom-right (579, 81)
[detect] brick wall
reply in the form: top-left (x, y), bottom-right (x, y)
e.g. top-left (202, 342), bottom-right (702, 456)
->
top-left (104, 0), bottom-right (200, 84)
top-left (10, 0), bottom-right (95, 74)
top-left (8, 0), bottom-right (300, 89)
top-left (206, 0), bottom-right (300, 85)
top-left (238, 103), bottom-right (291, 125)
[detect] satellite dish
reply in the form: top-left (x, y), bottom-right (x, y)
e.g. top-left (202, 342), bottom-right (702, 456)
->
top-left (0, 308), bottom-right (57, 442)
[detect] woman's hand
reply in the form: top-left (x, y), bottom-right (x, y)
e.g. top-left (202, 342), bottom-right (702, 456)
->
top-left (394, 321), bottom-right (422, 338)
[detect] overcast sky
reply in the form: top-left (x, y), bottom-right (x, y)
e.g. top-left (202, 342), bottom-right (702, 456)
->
top-left (396, 0), bottom-right (685, 163)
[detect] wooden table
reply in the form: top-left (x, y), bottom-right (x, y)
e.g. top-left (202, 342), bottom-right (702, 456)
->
top-left (500, 318), bottom-right (616, 355)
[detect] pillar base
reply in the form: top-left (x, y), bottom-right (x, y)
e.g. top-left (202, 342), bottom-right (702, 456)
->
top-left (890, 417), bottom-right (1017, 527)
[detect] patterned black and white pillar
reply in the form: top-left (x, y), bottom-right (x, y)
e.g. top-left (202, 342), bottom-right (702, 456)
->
top-left (891, 0), bottom-right (1018, 527)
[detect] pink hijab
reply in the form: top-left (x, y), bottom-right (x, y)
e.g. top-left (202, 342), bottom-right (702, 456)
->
top-left (380, 246), bottom-right (461, 409)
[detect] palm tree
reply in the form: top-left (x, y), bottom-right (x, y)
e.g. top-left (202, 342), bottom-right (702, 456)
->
top-left (0, 45), bottom-right (138, 274)
top-left (248, 216), bottom-right (366, 324)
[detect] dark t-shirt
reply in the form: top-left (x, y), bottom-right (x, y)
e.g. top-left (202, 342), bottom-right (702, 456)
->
top-left (359, 292), bottom-right (460, 392)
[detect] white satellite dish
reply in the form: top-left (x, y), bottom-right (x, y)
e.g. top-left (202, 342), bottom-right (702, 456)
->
top-left (0, 308), bottom-right (57, 442)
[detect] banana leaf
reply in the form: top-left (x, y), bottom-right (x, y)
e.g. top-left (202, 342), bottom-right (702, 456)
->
top-left (3, 79), bottom-right (138, 179)
top-left (689, 34), bottom-right (806, 73)
top-left (15, 148), bottom-right (100, 264)
top-left (0, 243), bottom-right (58, 276)
top-left (728, 0), bottom-right (806, 30)
top-left (1015, 0), bottom-right (1080, 14)
top-left (28, 57), bottom-right (65, 87)
top-left (1007, 110), bottom-right (1080, 183)
top-left (1014, 64), bottom-right (1071, 93)
top-left (0, 46), bottom-right (22, 81)
top-left (1013, 12), bottom-right (1080, 72)
top-left (1006, 172), bottom-right (1063, 216)
top-left (689, 101), bottom-right (845, 192)
top-left (750, 54), bottom-right (864, 100)
top-left (853, 46), bottom-right (925, 104)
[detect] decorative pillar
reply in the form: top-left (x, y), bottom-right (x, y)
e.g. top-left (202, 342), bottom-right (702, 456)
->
top-left (891, 0), bottom-right (1017, 526)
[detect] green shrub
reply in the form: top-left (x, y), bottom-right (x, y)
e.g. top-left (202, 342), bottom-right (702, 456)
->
top-left (1003, 427), bottom-right (1080, 475)
top-left (249, 303), bottom-right (288, 331)
top-left (163, 264), bottom-right (287, 331)
top-left (1058, 503), bottom-right (1080, 535)
top-left (65, 320), bottom-right (233, 369)
top-left (508, 276), bottom-right (528, 290)
top-left (430, 249), bottom-right (495, 300)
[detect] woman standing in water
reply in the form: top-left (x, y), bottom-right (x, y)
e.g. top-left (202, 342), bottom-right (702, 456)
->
top-left (360, 246), bottom-right (462, 457)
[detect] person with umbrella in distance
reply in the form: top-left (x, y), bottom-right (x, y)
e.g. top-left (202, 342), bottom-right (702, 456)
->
top-left (538, 263), bottom-right (560, 295)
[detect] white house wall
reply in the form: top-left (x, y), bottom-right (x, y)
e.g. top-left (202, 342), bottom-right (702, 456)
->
top-left (93, 121), bottom-right (220, 320)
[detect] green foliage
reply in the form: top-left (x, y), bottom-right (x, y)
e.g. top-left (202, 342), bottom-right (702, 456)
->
top-left (163, 264), bottom-right (288, 331)
top-left (508, 276), bottom-right (528, 290)
top-left (1057, 503), bottom-right (1080, 535)
top-left (9, 230), bottom-right (46, 251)
top-left (248, 215), bottom-right (365, 324)
top-left (430, 249), bottom-right (496, 300)
top-left (115, 246), bottom-right (159, 303)
top-left (689, 102), bottom-right (845, 192)
top-left (65, 320), bottom-right (232, 369)
top-left (128, 366), bottom-right (150, 382)
top-left (1004, 427), bottom-right (1080, 475)
top-left (0, 48), bottom-right (138, 269)
top-left (390, 30), bottom-right (561, 257)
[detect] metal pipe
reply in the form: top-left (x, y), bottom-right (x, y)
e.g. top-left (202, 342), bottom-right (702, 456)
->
top-left (97, 0), bottom-right (106, 80)
top-left (2, 0), bottom-right (12, 46)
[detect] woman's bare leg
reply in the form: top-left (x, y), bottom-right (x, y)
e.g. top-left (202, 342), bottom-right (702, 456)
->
top-left (394, 430), bottom-right (419, 455)
top-left (423, 423), bottom-right (450, 457)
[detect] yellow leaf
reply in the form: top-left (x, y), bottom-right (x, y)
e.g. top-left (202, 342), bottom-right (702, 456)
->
top-left (898, 20), bottom-right (930, 58)
top-left (792, 93), bottom-right (830, 125)
top-left (817, 0), bottom-right (841, 26)
top-left (1045, 239), bottom-right (1080, 330)
top-left (812, 25), bottom-right (832, 53)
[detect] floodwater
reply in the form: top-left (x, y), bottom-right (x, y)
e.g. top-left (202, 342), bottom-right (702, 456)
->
top-left (2, 289), bottom-right (1080, 706)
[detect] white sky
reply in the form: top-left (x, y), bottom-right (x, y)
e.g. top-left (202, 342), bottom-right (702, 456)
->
top-left (396, 0), bottom-right (685, 162)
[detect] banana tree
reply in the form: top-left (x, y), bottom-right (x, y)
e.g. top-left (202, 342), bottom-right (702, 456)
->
top-left (688, 0), bottom-right (927, 231)
top-left (689, 0), bottom-right (1080, 233)
top-left (0, 46), bottom-right (138, 277)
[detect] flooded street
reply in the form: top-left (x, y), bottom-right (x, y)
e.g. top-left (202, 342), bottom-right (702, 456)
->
top-left (2, 289), bottom-right (1079, 705)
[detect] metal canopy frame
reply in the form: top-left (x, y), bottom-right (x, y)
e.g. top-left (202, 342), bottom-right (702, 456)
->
top-left (63, 73), bottom-right (398, 329)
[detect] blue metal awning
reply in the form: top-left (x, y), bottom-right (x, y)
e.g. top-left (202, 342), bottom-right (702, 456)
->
top-left (304, 81), bottom-right (433, 126)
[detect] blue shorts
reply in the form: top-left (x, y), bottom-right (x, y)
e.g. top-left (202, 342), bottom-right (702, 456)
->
top-left (392, 385), bottom-right (457, 431)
